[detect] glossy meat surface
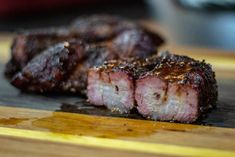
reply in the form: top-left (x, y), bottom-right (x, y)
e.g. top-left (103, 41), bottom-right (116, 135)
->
top-left (87, 52), bottom-right (218, 122)
top-left (135, 52), bottom-right (217, 122)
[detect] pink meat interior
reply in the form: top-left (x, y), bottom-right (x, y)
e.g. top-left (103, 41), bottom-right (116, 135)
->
top-left (87, 69), bottom-right (134, 113)
top-left (135, 76), bottom-right (199, 122)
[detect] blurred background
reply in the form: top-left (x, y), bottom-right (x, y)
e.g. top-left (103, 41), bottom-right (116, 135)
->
top-left (0, 0), bottom-right (235, 51)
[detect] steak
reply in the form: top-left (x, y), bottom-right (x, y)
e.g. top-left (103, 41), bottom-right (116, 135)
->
top-left (11, 42), bottom-right (81, 93)
top-left (87, 59), bottom-right (137, 113)
top-left (5, 15), bottom-right (164, 94)
top-left (87, 52), bottom-right (218, 122)
top-left (135, 52), bottom-right (217, 122)
top-left (10, 41), bottom-right (113, 94)
top-left (5, 15), bottom-right (164, 79)
top-left (9, 30), bottom-right (157, 94)
top-left (5, 28), bottom-right (73, 79)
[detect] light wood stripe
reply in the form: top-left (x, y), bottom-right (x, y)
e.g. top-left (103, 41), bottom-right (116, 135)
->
top-left (0, 38), bottom-right (11, 62)
top-left (0, 127), bottom-right (234, 157)
top-left (1, 106), bottom-right (235, 151)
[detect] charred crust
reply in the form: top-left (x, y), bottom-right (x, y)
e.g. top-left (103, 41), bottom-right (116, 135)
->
top-left (5, 15), bottom-right (164, 94)
top-left (94, 51), bottom-right (218, 118)
top-left (11, 42), bottom-right (80, 93)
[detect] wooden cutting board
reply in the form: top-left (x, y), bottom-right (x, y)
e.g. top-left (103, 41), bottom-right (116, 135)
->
top-left (0, 34), bottom-right (235, 157)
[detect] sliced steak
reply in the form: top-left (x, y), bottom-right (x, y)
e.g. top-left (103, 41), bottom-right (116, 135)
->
top-left (87, 59), bottom-right (139, 113)
top-left (135, 52), bottom-right (217, 123)
top-left (87, 52), bottom-right (217, 122)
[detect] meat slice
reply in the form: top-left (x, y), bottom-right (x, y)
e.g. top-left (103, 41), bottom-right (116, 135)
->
top-left (87, 59), bottom-right (138, 113)
top-left (87, 52), bottom-right (217, 122)
top-left (87, 57), bottom-right (159, 113)
top-left (135, 52), bottom-right (217, 123)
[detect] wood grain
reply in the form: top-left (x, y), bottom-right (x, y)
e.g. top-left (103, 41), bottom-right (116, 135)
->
top-left (0, 106), bottom-right (235, 157)
top-left (0, 106), bottom-right (235, 151)
top-left (0, 127), bottom-right (234, 157)
top-left (0, 135), bottom-right (166, 157)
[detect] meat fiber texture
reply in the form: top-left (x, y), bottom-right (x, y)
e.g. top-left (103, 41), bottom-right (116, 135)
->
top-left (87, 52), bottom-right (218, 123)
top-left (5, 15), bottom-right (164, 94)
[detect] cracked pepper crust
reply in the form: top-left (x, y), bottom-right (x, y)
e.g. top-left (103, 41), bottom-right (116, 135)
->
top-left (88, 52), bottom-right (217, 122)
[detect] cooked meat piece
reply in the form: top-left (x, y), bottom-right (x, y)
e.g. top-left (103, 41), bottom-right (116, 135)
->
top-left (87, 55), bottom-right (162, 113)
top-left (87, 52), bottom-right (217, 122)
top-left (10, 41), bottom-right (115, 94)
top-left (136, 52), bottom-right (217, 123)
top-left (70, 15), bottom-right (137, 42)
top-left (71, 14), bottom-right (164, 45)
top-left (87, 59), bottom-right (138, 113)
top-left (86, 54), bottom-right (164, 113)
top-left (11, 41), bottom-right (82, 93)
top-left (86, 55), bottom-right (157, 113)
top-left (6, 15), bottom-right (164, 94)
top-left (5, 28), bottom-right (74, 79)
top-left (11, 35), bottom-right (155, 94)
top-left (5, 15), bottom-right (164, 82)
top-left (87, 69), bottom-right (134, 113)
top-left (112, 29), bottom-right (156, 58)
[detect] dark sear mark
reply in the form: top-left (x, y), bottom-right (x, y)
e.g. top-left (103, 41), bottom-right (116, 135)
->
top-left (163, 85), bottom-right (168, 102)
top-left (154, 92), bottom-right (161, 100)
top-left (115, 85), bottom-right (119, 92)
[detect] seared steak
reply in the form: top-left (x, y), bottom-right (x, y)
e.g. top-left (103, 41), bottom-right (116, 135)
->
top-left (5, 15), bottom-right (164, 79)
top-left (5, 15), bottom-right (164, 94)
top-left (87, 59), bottom-right (138, 113)
top-left (11, 41), bottom-right (82, 93)
top-left (5, 28), bottom-right (73, 79)
top-left (135, 52), bottom-right (217, 122)
top-left (87, 52), bottom-right (217, 122)
top-left (9, 31), bottom-right (157, 95)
